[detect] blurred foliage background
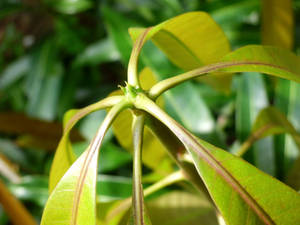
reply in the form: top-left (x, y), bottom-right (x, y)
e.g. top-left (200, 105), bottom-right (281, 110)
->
top-left (0, 0), bottom-right (300, 224)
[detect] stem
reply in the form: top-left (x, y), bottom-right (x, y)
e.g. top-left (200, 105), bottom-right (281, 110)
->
top-left (134, 93), bottom-right (274, 225)
top-left (132, 113), bottom-right (146, 225)
top-left (143, 170), bottom-right (184, 196)
top-left (106, 170), bottom-right (185, 222)
top-left (70, 99), bottom-right (131, 225)
top-left (128, 28), bottom-right (151, 88)
top-left (148, 61), bottom-right (276, 99)
top-left (64, 95), bottom-right (124, 134)
top-left (235, 124), bottom-right (273, 157)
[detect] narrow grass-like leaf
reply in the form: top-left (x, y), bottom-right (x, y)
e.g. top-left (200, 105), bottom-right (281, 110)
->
top-left (41, 100), bottom-right (129, 225)
top-left (129, 11), bottom-right (232, 92)
top-left (235, 73), bottom-right (274, 175)
top-left (135, 93), bottom-right (300, 225)
top-left (149, 45), bottom-right (300, 98)
top-left (49, 96), bottom-right (123, 192)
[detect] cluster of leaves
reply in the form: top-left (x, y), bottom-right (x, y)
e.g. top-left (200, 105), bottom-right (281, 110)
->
top-left (0, 0), bottom-right (300, 225)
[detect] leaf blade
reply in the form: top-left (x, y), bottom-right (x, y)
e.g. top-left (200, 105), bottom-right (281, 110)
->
top-left (136, 94), bottom-right (300, 225)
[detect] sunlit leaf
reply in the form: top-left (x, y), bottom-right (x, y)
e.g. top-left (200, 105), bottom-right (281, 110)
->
top-left (147, 191), bottom-right (217, 225)
top-left (42, 101), bottom-right (127, 225)
top-left (220, 45), bottom-right (300, 82)
top-left (137, 94), bottom-right (300, 225)
top-left (42, 150), bottom-right (98, 225)
top-left (130, 12), bottom-right (232, 92)
top-left (49, 96), bottom-right (123, 192)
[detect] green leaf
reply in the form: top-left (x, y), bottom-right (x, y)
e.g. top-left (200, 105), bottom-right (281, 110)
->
top-left (42, 101), bottom-right (128, 225)
top-left (220, 45), bottom-right (300, 81)
top-left (73, 39), bottom-right (120, 67)
top-left (149, 45), bottom-right (300, 98)
top-left (42, 149), bottom-right (98, 225)
top-left (147, 191), bottom-right (217, 225)
top-left (0, 55), bottom-right (30, 90)
top-left (129, 11), bottom-right (232, 92)
top-left (49, 96), bottom-right (123, 192)
top-left (136, 94), bottom-right (300, 225)
top-left (46, 0), bottom-right (93, 14)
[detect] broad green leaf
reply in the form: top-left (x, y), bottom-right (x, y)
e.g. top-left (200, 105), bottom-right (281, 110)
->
top-left (49, 96), bottom-right (123, 192)
top-left (235, 73), bottom-right (275, 175)
top-left (262, 0), bottom-right (294, 49)
top-left (220, 45), bottom-right (300, 82)
top-left (136, 94), bottom-right (300, 225)
top-left (42, 150), bottom-right (98, 225)
top-left (0, 180), bottom-right (37, 225)
top-left (42, 101), bottom-right (127, 225)
top-left (129, 11), bottom-right (232, 92)
top-left (147, 191), bottom-right (217, 225)
top-left (140, 42), bottom-right (218, 143)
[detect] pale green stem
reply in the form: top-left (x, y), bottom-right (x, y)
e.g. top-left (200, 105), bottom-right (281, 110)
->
top-left (132, 113), bottom-right (146, 225)
top-left (128, 28), bottom-right (151, 88)
top-left (148, 61), bottom-right (272, 99)
top-left (134, 93), bottom-right (274, 225)
top-left (64, 95), bottom-right (125, 134)
top-left (106, 170), bottom-right (185, 222)
top-left (235, 124), bottom-right (273, 157)
top-left (143, 170), bottom-right (184, 196)
top-left (70, 99), bottom-right (131, 225)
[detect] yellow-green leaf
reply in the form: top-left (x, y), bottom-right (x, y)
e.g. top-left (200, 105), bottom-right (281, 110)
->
top-left (129, 11), bottom-right (232, 92)
top-left (220, 45), bottom-right (300, 82)
top-left (49, 96), bottom-right (123, 192)
top-left (136, 94), bottom-right (300, 225)
top-left (42, 100), bottom-right (127, 225)
top-left (42, 150), bottom-right (98, 225)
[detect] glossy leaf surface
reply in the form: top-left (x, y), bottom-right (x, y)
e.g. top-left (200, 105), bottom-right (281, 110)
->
top-left (130, 12), bottom-right (232, 92)
top-left (136, 94), bottom-right (300, 225)
top-left (49, 96), bottom-right (123, 192)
